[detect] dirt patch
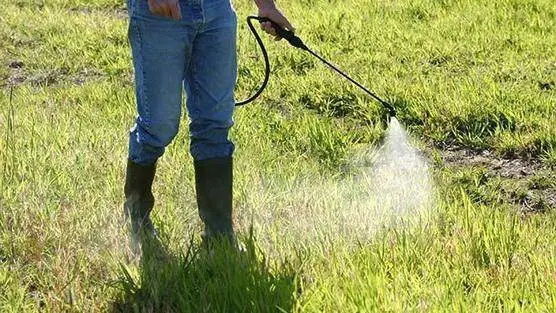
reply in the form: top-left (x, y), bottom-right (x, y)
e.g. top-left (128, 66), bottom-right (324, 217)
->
top-left (3, 60), bottom-right (110, 88)
top-left (440, 147), bottom-right (555, 214)
top-left (71, 7), bottom-right (129, 20)
top-left (5, 61), bottom-right (25, 86)
top-left (442, 148), bottom-right (544, 179)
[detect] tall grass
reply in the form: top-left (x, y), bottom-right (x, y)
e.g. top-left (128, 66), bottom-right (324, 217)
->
top-left (0, 0), bottom-right (555, 311)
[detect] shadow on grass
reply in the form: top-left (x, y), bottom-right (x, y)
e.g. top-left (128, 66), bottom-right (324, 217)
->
top-left (112, 233), bottom-right (300, 313)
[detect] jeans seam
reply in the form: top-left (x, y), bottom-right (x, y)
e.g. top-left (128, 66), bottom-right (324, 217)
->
top-left (128, 0), bottom-right (135, 16)
top-left (191, 57), bottom-right (201, 116)
top-left (201, 0), bottom-right (206, 24)
top-left (132, 19), bottom-right (150, 123)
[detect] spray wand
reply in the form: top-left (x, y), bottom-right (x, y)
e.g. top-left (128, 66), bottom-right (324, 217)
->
top-left (237, 16), bottom-right (396, 118)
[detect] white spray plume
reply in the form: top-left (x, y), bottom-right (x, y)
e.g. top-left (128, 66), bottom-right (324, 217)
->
top-left (239, 117), bottom-right (435, 250)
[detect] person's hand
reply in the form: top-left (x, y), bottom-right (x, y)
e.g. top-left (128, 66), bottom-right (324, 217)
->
top-left (148, 0), bottom-right (182, 20)
top-left (257, 2), bottom-right (294, 41)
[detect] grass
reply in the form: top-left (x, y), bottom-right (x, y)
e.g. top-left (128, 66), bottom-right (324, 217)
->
top-left (1, 0), bottom-right (555, 312)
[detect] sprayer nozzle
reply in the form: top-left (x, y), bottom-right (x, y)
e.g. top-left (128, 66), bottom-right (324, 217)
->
top-left (381, 101), bottom-right (396, 117)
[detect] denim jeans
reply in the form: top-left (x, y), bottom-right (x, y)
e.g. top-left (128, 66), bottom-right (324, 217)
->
top-left (127, 0), bottom-right (237, 164)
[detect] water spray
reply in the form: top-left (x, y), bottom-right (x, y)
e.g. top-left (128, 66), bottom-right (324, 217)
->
top-left (237, 16), bottom-right (397, 119)
top-left (235, 17), bottom-right (436, 248)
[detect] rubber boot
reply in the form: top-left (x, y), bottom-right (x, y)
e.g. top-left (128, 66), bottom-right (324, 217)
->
top-left (194, 157), bottom-right (235, 247)
top-left (124, 159), bottom-right (157, 248)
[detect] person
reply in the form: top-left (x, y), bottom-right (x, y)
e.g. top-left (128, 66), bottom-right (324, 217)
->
top-left (123, 0), bottom-right (294, 248)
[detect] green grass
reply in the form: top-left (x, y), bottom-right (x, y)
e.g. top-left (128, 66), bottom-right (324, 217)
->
top-left (1, 0), bottom-right (555, 312)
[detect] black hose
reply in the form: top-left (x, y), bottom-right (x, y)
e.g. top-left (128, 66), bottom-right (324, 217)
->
top-left (237, 16), bottom-right (396, 117)
top-left (234, 16), bottom-right (271, 106)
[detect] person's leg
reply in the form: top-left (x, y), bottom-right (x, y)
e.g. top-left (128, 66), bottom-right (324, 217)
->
top-left (125, 0), bottom-right (192, 242)
top-left (127, 4), bottom-right (191, 165)
top-left (184, 0), bottom-right (238, 243)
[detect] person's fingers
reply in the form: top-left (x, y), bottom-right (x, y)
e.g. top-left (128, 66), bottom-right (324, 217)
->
top-left (259, 21), bottom-right (267, 30)
top-left (261, 22), bottom-right (277, 36)
top-left (148, 0), bottom-right (156, 12)
top-left (285, 20), bottom-right (295, 32)
top-left (258, 10), bottom-right (295, 39)
top-left (155, 6), bottom-right (165, 16)
top-left (170, 2), bottom-right (181, 20)
top-left (149, 3), bottom-right (160, 15)
top-left (162, 4), bottom-right (172, 18)
top-left (151, 2), bottom-right (164, 16)
top-left (155, 1), bottom-right (168, 16)
top-left (278, 16), bottom-right (295, 32)
top-left (169, 7), bottom-right (178, 20)
top-left (148, 0), bottom-right (182, 19)
top-left (267, 26), bottom-right (277, 36)
top-left (262, 22), bottom-right (272, 33)
top-left (268, 21), bottom-right (281, 33)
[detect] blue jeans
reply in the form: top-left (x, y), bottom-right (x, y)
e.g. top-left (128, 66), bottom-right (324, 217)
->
top-left (127, 0), bottom-right (237, 164)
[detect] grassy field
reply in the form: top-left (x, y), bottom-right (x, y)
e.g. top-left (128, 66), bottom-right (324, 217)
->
top-left (1, 0), bottom-right (555, 312)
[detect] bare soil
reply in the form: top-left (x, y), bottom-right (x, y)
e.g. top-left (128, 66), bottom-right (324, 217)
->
top-left (441, 147), bottom-right (555, 214)
top-left (3, 60), bottom-right (114, 88)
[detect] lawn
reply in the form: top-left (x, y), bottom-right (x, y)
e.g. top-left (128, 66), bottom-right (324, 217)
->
top-left (0, 0), bottom-right (555, 312)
